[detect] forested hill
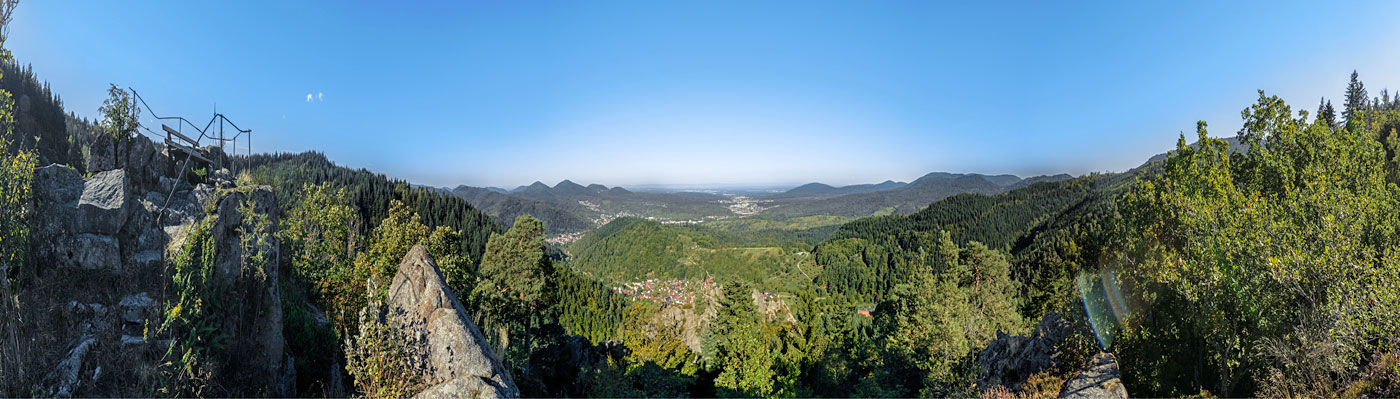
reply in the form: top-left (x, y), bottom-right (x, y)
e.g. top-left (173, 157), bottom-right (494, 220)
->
top-left (810, 164), bottom-right (1148, 305)
top-left (812, 175), bottom-right (1100, 302)
top-left (453, 180), bottom-right (734, 233)
top-left (764, 180), bottom-right (908, 199)
top-left (568, 217), bottom-right (819, 291)
top-left (761, 171), bottom-right (1074, 218)
top-left (451, 185), bottom-right (591, 234)
top-left (235, 151), bottom-right (503, 264)
top-left (823, 176), bottom-right (1101, 251)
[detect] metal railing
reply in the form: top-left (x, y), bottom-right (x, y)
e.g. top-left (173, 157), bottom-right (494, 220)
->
top-left (128, 88), bottom-right (254, 226)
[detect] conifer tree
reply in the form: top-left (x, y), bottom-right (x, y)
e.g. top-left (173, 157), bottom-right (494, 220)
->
top-left (1344, 70), bottom-right (1368, 125)
top-left (1317, 97), bottom-right (1337, 127)
top-left (473, 215), bottom-right (554, 362)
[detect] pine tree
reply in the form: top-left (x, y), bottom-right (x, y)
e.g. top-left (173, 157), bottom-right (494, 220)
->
top-left (1344, 70), bottom-right (1368, 125)
top-left (1317, 97), bottom-right (1337, 128)
top-left (473, 215), bottom-right (555, 363)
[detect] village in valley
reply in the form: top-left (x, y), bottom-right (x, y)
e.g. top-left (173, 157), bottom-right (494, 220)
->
top-left (611, 278), bottom-right (719, 305)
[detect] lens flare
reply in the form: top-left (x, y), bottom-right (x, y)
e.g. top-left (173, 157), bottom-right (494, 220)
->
top-left (1077, 268), bottom-right (1131, 349)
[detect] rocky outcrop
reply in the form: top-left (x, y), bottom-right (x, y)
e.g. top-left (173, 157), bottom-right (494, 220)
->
top-left (205, 186), bottom-right (291, 397)
top-left (31, 165), bottom-right (134, 271)
top-left (386, 245), bottom-right (519, 399)
top-left (123, 135), bottom-right (168, 190)
top-left (1058, 353), bottom-right (1127, 399)
top-left (978, 312), bottom-right (1074, 392)
top-left (19, 159), bottom-right (295, 397)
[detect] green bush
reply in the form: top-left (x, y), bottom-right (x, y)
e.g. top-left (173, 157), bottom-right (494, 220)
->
top-left (343, 295), bottom-right (425, 398)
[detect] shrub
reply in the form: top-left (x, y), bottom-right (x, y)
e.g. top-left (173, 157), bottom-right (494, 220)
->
top-left (343, 292), bottom-right (426, 398)
top-left (158, 216), bottom-right (222, 396)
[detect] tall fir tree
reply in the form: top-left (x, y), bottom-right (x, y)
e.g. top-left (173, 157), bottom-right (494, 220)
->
top-left (1317, 97), bottom-right (1337, 128)
top-left (1344, 70), bottom-right (1368, 125)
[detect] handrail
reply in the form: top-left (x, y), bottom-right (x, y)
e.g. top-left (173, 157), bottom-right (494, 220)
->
top-left (130, 86), bottom-right (257, 229)
top-left (129, 88), bottom-right (252, 148)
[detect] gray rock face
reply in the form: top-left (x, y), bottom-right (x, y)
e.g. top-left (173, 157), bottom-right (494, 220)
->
top-left (210, 187), bottom-right (279, 282)
top-left (205, 186), bottom-right (290, 396)
top-left (34, 164), bottom-right (84, 207)
top-left (65, 234), bottom-right (121, 270)
top-left (77, 170), bottom-right (131, 235)
top-left (87, 134), bottom-right (115, 173)
top-left (32, 165), bottom-right (137, 272)
top-left (1058, 352), bottom-right (1128, 399)
top-left (386, 245), bottom-right (519, 399)
top-left (118, 292), bottom-right (155, 325)
top-left (124, 136), bottom-right (160, 190)
top-left (978, 312), bottom-right (1073, 392)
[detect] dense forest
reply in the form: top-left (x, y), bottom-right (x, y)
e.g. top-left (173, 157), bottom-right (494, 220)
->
top-left (568, 217), bottom-right (817, 292)
top-left (235, 151), bottom-right (503, 266)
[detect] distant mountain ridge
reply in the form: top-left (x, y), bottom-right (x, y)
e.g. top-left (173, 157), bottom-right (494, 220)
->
top-left (759, 172), bottom-right (1075, 218)
top-left (767, 180), bottom-right (908, 199)
top-left (453, 171), bottom-right (1078, 234)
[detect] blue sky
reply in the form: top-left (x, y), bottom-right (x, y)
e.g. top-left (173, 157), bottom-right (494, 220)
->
top-left (10, 1), bottom-right (1400, 188)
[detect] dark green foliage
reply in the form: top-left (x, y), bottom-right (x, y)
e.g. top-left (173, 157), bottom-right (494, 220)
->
top-left (704, 280), bottom-right (779, 397)
top-left (551, 265), bottom-right (628, 343)
top-left (1115, 290), bottom-right (1214, 397)
top-left (1317, 97), bottom-right (1337, 128)
top-left (826, 177), bottom-right (1097, 250)
top-left (451, 186), bottom-right (591, 234)
top-left (814, 177), bottom-right (1098, 303)
top-left (280, 281), bottom-right (342, 397)
top-left (1345, 70), bottom-right (1369, 126)
top-left (569, 217), bottom-right (816, 292)
top-left (1008, 191), bottom-right (1123, 318)
top-left (570, 217), bottom-right (689, 281)
top-left (238, 151), bottom-right (502, 267)
top-left (0, 62), bottom-right (79, 166)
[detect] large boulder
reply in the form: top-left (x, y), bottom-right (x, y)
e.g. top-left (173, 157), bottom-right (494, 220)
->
top-left (77, 169), bottom-right (131, 235)
top-left (31, 166), bottom-right (134, 271)
top-left (33, 163), bottom-right (84, 207)
top-left (120, 198), bottom-right (164, 272)
top-left (1058, 353), bottom-right (1127, 399)
top-left (978, 312), bottom-right (1074, 392)
top-left (386, 245), bottom-right (519, 399)
top-left (59, 234), bottom-right (121, 271)
top-left (32, 164), bottom-right (84, 234)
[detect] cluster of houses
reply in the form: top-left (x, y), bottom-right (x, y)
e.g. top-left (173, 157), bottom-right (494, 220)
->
top-left (611, 278), bottom-right (718, 305)
top-left (718, 195), bottom-right (775, 216)
top-left (545, 231), bottom-right (586, 245)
